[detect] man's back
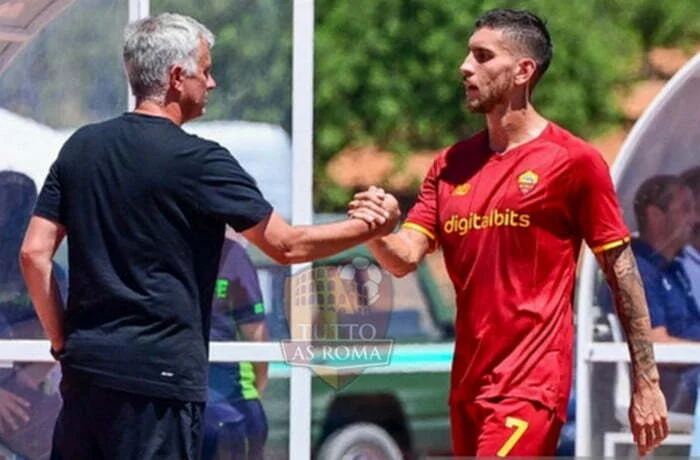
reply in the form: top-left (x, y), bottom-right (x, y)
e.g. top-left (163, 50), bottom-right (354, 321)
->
top-left (35, 112), bottom-right (272, 402)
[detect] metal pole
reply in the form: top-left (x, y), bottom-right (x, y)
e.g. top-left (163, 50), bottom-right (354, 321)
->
top-left (127, 0), bottom-right (150, 110)
top-left (575, 249), bottom-right (597, 457)
top-left (290, 0), bottom-right (315, 459)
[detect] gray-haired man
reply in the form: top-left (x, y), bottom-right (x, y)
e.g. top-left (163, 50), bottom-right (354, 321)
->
top-left (20, 13), bottom-right (397, 459)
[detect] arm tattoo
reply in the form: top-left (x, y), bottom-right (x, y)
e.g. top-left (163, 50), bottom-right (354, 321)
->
top-left (596, 245), bottom-right (660, 386)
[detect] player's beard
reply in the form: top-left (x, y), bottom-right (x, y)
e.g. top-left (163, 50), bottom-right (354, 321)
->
top-left (465, 75), bottom-right (512, 114)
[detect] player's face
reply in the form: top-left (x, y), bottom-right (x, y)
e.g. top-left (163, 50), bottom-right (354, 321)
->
top-left (663, 185), bottom-right (698, 249)
top-left (693, 191), bottom-right (700, 247)
top-left (180, 39), bottom-right (217, 122)
top-left (459, 27), bottom-right (518, 113)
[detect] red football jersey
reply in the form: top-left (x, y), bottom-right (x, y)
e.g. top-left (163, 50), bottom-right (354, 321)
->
top-left (405, 123), bottom-right (629, 420)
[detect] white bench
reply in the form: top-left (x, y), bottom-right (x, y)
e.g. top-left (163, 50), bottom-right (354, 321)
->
top-left (604, 314), bottom-right (693, 457)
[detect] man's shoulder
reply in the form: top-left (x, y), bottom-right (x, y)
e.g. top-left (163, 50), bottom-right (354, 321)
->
top-left (682, 245), bottom-right (700, 266)
top-left (65, 117), bottom-right (122, 142)
top-left (631, 239), bottom-right (663, 278)
top-left (434, 130), bottom-right (489, 167)
top-left (545, 123), bottom-right (602, 161)
top-left (175, 127), bottom-right (232, 158)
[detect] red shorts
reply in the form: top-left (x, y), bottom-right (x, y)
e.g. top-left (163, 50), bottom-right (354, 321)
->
top-left (450, 397), bottom-right (563, 457)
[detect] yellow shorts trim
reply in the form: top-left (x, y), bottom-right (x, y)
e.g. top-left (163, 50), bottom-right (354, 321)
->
top-left (402, 222), bottom-right (436, 241)
top-left (591, 236), bottom-right (631, 254)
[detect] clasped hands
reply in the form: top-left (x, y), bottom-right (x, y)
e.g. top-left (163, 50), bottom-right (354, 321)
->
top-left (347, 185), bottom-right (401, 236)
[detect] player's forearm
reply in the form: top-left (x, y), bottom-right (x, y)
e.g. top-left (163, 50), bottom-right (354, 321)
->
top-left (366, 232), bottom-right (421, 277)
top-left (253, 362), bottom-right (268, 395)
top-left (239, 321), bottom-right (269, 395)
top-left (280, 219), bottom-right (387, 264)
top-left (19, 253), bottom-right (65, 351)
top-left (597, 245), bottom-right (660, 387)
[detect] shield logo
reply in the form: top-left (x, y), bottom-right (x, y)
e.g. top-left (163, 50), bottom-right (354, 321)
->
top-left (452, 183), bottom-right (471, 196)
top-left (281, 257), bottom-right (394, 389)
top-left (517, 170), bottom-right (539, 194)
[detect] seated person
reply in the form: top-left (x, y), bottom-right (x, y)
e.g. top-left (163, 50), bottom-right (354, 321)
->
top-left (202, 232), bottom-right (269, 460)
top-left (0, 171), bottom-right (66, 459)
top-left (626, 174), bottom-right (700, 414)
top-left (679, 167), bottom-right (700, 303)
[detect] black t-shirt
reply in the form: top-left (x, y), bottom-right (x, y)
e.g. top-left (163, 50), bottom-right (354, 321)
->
top-left (34, 113), bottom-right (273, 402)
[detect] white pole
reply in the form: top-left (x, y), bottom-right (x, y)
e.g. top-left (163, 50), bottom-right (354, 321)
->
top-left (290, 0), bottom-right (315, 459)
top-left (127, 0), bottom-right (150, 110)
top-left (575, 249), bottom-right (597, 457)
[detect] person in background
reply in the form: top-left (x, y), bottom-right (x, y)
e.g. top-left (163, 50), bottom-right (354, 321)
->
top-left (20, 13), bottom-right (398, 460)
top-left (0, 170), bottom-right (65, 459)
top-left (630, 175), bottom-right (700, 414)
top-left (202, 231), bottom-right (268, 460)
top-left (679, 167), bottom-right (700, 303)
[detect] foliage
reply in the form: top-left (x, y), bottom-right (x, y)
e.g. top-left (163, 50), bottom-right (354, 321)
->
top-left (1, 0), bottom-right (699, 210)
top-left (151, 0), bottom-right (293, 128)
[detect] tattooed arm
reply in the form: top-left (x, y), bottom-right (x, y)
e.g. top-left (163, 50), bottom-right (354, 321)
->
top-left (596, 244), bottom-right (669, 456)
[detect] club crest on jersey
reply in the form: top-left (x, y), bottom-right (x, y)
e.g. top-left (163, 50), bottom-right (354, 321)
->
top-left (517, 170), bottom-right (539, 194)
top-left (452, 182), bottom-right (471, 196)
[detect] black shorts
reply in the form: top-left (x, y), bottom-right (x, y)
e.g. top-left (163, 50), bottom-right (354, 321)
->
top-left (51, 375), bottom-right (204, 460)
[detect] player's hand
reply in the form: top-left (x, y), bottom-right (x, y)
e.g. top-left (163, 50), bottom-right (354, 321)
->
top-left (376, 192), bottom-right (400, 236)
top-left (0, 387), bottom-right (30, 433)
top-left (348, 186), bottom-right (389, 229)
top-left (629, 380), bottom-right (668, 456)
top-left (348, 186), bottom-right (400, 235)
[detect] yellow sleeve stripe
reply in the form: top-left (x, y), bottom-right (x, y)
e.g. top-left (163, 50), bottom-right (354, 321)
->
top-left (591, 236), bottom-right (631, 254)
top-left (402, 222), bottom-right (436, 241)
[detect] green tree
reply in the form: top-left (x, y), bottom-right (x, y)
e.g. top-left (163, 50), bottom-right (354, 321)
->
top-left (151, 0), bottom-right (293, 129)
top-left (313, 0), bottom-right (644, 209)
top-left (4, 0), bottom-right (699, 211)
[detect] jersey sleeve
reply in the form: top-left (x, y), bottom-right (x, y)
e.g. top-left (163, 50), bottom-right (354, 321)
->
top-left (214, 242), bottom-right (266, 325)
top-left (195, 147), bottom-right (273, 232)
top-left (228, 257), bottom-right (266, 325)
top-left (403, 155), bottom-right (441, 249)
top-left (34, 160), bottom-right (64, 224)
top-left (570, 148), bottom-right (630, 253)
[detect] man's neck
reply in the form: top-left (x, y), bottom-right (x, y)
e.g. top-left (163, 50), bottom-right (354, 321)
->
top-left (641, 233), bottom-right (682, 262)
top-left (133, 99), bottom-right (185, 126)
top-left (485, 103), bottom-right (548, 153)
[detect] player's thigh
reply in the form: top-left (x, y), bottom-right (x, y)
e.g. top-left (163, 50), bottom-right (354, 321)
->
top-left (236, 399), bottom-right (268, 459)
top-left (51, 377), bottom-right (100, 459)
top-left (449, 401), bottom-right (478, 456)
top-left (91, 387), bottom-right (204, 460)
top-left (475, 397), bottom-right (562, 457)
top-left (237, 399), bottom-right (268, 442)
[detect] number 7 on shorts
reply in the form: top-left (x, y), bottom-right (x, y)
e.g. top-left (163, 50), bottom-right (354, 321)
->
top-left (497, 416), bottom-right (529, 457)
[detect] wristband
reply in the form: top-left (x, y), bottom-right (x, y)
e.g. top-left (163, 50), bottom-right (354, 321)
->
top-left (50, 346), bottom-right (64, 360)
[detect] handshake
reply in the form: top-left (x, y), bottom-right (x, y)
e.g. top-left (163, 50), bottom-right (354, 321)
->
top-left (347, 185), bottom-right (401, 236)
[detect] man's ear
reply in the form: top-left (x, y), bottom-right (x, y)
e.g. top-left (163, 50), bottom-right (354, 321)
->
top-left (169, 64), bottom-right (185, 92)
top-left (514, 57), bottom-right (537, 86)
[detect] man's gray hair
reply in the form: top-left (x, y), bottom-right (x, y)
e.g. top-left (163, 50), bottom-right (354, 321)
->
top-left (123, 13), bottom-right (215, 102)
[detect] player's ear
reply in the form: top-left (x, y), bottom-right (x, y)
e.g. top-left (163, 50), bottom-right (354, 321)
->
top-left (514, 57), bottom-right (537, 87)
top-left (169, 64), bottom-right (186, 92)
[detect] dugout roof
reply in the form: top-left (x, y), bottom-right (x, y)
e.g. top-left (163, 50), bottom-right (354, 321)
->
top-left (0, 0), bottom-right (74, 74)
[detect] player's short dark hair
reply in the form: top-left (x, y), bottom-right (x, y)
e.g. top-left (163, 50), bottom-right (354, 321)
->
top-left (680, 166), bottom-right (700, 200)
top-left (633, 174), bottom-right (683, 233)
top-left (475, 8), bottom-right (553, 86)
